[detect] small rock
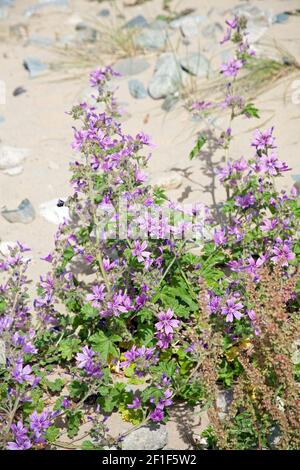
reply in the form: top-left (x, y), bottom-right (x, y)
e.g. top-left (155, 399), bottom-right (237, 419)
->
top-left (150, 19), bottom-right (168, 30)
top-left (148, 53), bottom-right (182, 99)
top-left (98, 9), bottom-right (110, 18)
top-left (181, 53), bottom-right (209, 77)
top-left (13, 86), bottom-right (26, 97)
top-left (162, 94), bottom-right (179, 112)
top-left (0, 145), bottom-right (29, 175)
top-left (134, 29), bottom-right (167, 50)
top-left (274, 13), bottom-right (289, 24)
top-left (152, 173), bottom-right (183, 190)
top-left (268, 426), bottom-right (281, 449)
top-left (0, 241), bottom-right (18, 256)
top-left (114, 57), bottom-right (150, 76)
top-left (128, 79), bottom-right (147, 99)
top-left (1, 199), bottom-right (35, 224)
top-left (124, 15), bottom-right (148, 29)
top-left (23, 0), bottom-right (69, 18)
top-left (75, 24), bottom-right (97, 43)
top-left (0, 115), bottom-right (5, 124)
top-left (39, 198), bottom-right (69, 225)
top-left (216, 389), bottom-right (233, 420)
top-left (121, 424), bottom-right (167, 450)
top-left (23, 57), bottom-right (49, 78)
top-left (27, 35), bottom-right (53, 47)
top-left (0, 340), bottom-right (5, 366)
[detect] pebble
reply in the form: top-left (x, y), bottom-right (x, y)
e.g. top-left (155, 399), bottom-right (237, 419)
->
top-left (39, 198), bottom-right (69, 224)
top-left (128, 79), bottom-right (147, 99)
top-left (1, 199), bottom-right (36, 224)
top-left (162, 94), bottom-right (179, 112)
top-left (274, 13), bottom-right (289, 24)
top-left (0, 145), bottom-right (29, 175)
top-left (75, 24), bottom-right (98, 43)
top-left (134, 28), bottom-right (167, 50)
top-left (23, 0), bottom-right (69, 18)
top-left (23, 57), bottom-right (49, 78)
top-left (113, 57), bottom-right (150, 76)
top-left (148, 53), bottom-right (182, 99)
top-left (121, 424), bottom-right (168, 450)
top-left (180, 53), bottom-right (210, 77)
top-left (98, 9), bottom-right (110, 18)
top-left (124, 15), bottom-right (148, 29)
top-left (0, 115), bottom-right (5, 124)
top-left (151, 173), bottom-right (183, 190)
top-left (216, 389), bottom-right (233, 420)
top-left (13, 86), bottom-right (26, 97)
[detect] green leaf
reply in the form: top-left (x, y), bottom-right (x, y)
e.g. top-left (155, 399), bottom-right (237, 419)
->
top-left (81, 303), bottom-right (99, 320)
top-left (81, 440), bottom-right (96, 450)
top-left (46, 378), bottom-right (65, 393)
top-left (58, 338), bottom-right (81, 361)
top-left (69, 380), bottom-right (88, 399)
top-left (189, 136), bottom-right (206, 160)
top-left (66, 410), bottom-right (82, 438)
top-left (45, 426), bottom-right (60, 443)
top-left (90, 331), bottom-right (120, 361)
top-left (242, 103), bottom-right (260, 118)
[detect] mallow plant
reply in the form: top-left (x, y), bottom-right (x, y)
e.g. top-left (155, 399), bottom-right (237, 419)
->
top-left (0, 16), bottom-right (299, 450)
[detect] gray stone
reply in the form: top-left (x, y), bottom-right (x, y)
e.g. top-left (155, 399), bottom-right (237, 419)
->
top-left (2, 199), bottom-right (35, 224)
top-left (13, 86), bottom-right (26, 97)
top-left (128, 79), bottom-right (147, 99)
top-left (27, 35), bottom-right (53, 47)
top-left (170, 14), bottom-right (205, 37)
top-left (274, 13), bottom-right (289, 24)
top-left (121, 424), bottom-right (167, 450)
top-left (98, 9), bottom-right (110, 18)
top-left (0, 0), bottom-right (13, 19)
top-left (24, 0), bottom-right (69, 18)
top-left (75, 24), bottom-right (98, 43)
top-left (202, 22), bottom-right (223, 39)
top-left (0, 115), bottom-right (4, 124)
top-left (216, 389), bottom-right (233, 420)
top-left (151, 19), bottom-right (168, 30)
top-left (268, 426), bottom-right (281, 449)
top-left (162, 94), bottom-right (179, 112)
top-left (232, 4), bottom-right (273, 43)
top-left (114, 57), bottom-right (150, 76)
top-left (23, 57), bottom-right (49, 78)
top-left (124, 15), bottom-right (148, 29)
top-left (180, 53), bottom-right (209, 77)
top-left (148, 53), bottom-right (182, 99)
top-left (134, 28), bottom-right (167, 50)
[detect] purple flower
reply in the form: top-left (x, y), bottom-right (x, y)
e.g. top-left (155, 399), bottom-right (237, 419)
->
top-left (157, 389), bottom-right (173, 410)
top-left (221, 297), bottom-right (243, 322)
top-left (221, 58), bottom-right (243, 77)
top-left (149, 407), bottom-right (164, 422)
top-left (29, 410), bottom-right (52, 443)
top-left (226, 17), bottom-right (238, 29)
top-left (214, 227), bottom-right (227, 245)
top-left (76, 346), bottom-right (103, 378)
top-left (7, 421), bottom-right (32, 450)
top-left (127, 397), bottom-right (141, 409)
top-left (120, 345), bottom-right (157, 376)
top-left (235, 193), bottom-right (256, 209)
top-left (86, 284), bottom-right (106, 307)
top-left (76, 345), bottom-right (94, 369)
top-left (271, 241), bottom-right (295, 267)
top-left (260, 218), bottom-right (278, 232)
top-left (247, 309), bottom-right (256, 321)
top-left (251, 127), bottom-right (275, 150)
top-left (155, 309), bottom-right (180, 335)
top-left (131, 240), bottom-right (151, 263)
top-left (11, 358), bottom-right (33, 384)
top-left (260, 153), bottom-right (290, 176)
top-left (106, 290), bottom-right (133, 316)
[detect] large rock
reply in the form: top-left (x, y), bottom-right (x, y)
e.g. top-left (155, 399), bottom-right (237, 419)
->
top-left (170, 14), bottom-right (205, 38)
top-left (180, 53), bottom-right (209, 77)
top-left (148, 53), bottom-right (182, 99)
top-left (134, 28), bottom-right (167, 50)
top-left (121, 424), bottom-right (167, 450)
top-left (0, 145), bottom-right (29, 175)
top-left (114, 57), bottom-right (150, 76)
